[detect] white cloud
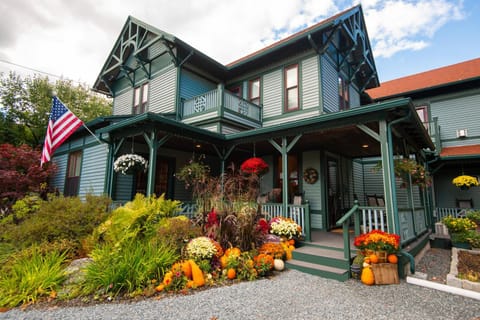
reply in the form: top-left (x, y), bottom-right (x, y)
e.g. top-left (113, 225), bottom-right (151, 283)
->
top-left (0, 0), bottom-right (468, 84)
top-left (361, 0), bottom-right (465, 58)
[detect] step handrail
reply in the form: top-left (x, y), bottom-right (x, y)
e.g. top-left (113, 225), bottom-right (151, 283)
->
top-left (335, 200), bottom-right (360, 260)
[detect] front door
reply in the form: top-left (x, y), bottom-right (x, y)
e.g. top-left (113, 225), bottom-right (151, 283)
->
top-left (135, 156), bottom-right (175, 198)
top-left (327, 157), bottom-right (342, 229)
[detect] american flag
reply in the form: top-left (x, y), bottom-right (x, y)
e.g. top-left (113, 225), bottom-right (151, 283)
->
top-left (41, 96), bottom-right (83, 165)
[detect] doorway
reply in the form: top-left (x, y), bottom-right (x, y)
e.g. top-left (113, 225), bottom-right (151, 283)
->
top-left (326, 157), bottom-right (343, 229)
top-left (134, 156), bottom-right (175, 198)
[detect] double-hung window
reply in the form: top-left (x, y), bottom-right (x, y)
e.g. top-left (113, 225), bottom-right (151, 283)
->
top-left (65, 151), bottom-right (82, 196)
top-left (285, 64), bottom-right (299, 111)
top-left (338, 75), bottom-right (350, 111)
top-left (249, 78), bottom-right (260, 105)
top-left (133, 83), bottom-right (149, 114)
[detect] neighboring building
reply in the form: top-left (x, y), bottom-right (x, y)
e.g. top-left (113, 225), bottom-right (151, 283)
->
top-left (50, 5), bottom-right (435, 280)
top-left (367, 58), bottom-right (480, 218)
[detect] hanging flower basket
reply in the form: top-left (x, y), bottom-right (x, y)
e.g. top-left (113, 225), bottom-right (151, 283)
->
top-left (452, 175), bottom-right (479, 190)
top-left (240, 157), bottom-right (269, 175)
top-left (114, 154), bottom-right (148, 175)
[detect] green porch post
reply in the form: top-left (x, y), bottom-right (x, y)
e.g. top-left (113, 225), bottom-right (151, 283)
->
top-left (269, 135), bottom-right (302, 215)
top-left (106, 138), bottom-right (125, 198)
top-left (144, 132), bottom-right (171, 196)
top-left (379, 120), bottom-right (398, 234)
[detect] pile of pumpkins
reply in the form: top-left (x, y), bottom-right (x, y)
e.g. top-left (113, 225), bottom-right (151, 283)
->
top-left (360, 253), bottom-right (398, 286)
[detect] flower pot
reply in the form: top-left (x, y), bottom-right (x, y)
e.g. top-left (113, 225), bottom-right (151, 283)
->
top-left (451, 241), bottom-right (471, 249)
top-left (460, 186), bottom-right (470, 191)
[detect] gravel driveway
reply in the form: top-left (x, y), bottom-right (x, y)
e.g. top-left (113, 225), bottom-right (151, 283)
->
top-left (1, 269), bottom-right (479, 320)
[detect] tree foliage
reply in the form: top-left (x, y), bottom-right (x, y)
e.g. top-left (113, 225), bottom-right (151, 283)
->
top-left (0, 143), bottom-right (57, 213)
top-left (0, 72), bottom-right (112, 147)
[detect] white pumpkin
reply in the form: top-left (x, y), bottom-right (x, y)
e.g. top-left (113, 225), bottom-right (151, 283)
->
top-left (273, 259), bottom-right (285, 271)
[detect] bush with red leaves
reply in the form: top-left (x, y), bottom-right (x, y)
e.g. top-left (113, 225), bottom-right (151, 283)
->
top-left (0, 143), bottom-right (56, 214)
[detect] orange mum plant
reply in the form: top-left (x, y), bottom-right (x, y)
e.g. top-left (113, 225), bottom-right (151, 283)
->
top-left (354, 230), bottom-right (400, 254)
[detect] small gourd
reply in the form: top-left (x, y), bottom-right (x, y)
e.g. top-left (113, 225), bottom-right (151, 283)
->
top-left (361, 266), bottom-right (375, 285)
top-left (189, 260), bottom-right (205, 287)
top-left (273, 259), bottom-right (285, 271)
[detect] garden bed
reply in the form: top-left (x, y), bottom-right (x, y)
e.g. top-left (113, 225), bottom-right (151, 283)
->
top-left (447, 248), bottom-right (480, 292)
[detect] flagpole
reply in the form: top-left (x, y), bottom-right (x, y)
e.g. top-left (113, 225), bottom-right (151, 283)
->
top-left (52, 92), bottom-right (106, 146)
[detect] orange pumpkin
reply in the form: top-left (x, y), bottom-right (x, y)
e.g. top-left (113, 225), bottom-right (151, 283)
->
top-left (369, 254), bottom-right (379, 264)
top-left (220, 255), bottom-right (228, 269)
top-left (227, 268), bottom-right (236, 280)
top-left (225, 247), bottom-right (241, 258)
top-left (182, 260), bottom-right (192, 279)
top-left (387, 254), bottom-right (398, 264)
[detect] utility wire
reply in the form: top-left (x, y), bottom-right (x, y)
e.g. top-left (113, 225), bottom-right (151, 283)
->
top-left (0, 58), bottom-right (86, 85)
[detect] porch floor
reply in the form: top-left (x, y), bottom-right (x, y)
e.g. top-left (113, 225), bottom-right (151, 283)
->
top-left (308, 229), bottom-right (355, 249)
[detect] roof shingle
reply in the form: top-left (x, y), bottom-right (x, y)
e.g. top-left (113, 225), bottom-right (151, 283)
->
top-left (367, 58), bottom-right (480, 100)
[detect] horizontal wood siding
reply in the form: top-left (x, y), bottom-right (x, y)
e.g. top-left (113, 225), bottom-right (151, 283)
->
top-left (431, 93), bottom-right (480, 147)
top-left (349, 85), bottom-right (360, 108)
top-left (180, 70), bottom-right (216, 101)
top-left (149, 67), bottom-right (177, 114)
top-left (114, 173), bottom-right (133, 201)
top-left (148, 42), bottom-right (168, 59)
top-left (302, 151), bottom-right (322, 210)
top-left (221, 125), bottom-right (241, 134)
top-left (301, 56), bottom-right (319, 109)
top-left (113, 90), bottom-right (133, 115)
top-left (263, 71), bottom-right (282, 118)
top-left (51, 154), bottom-right (68, 193)
top-left (263, 109), bottom-right (321, 127)
top-left (321, 57), bottom-right (338, 113)
top-left (78, 144), bottom-right (109, 197)
top-left (199, 124), bottom-right (219, 132)
top-left (352, 160), bottom-right (365, 205)
top-left (182, 110), bottom-right (218, 124)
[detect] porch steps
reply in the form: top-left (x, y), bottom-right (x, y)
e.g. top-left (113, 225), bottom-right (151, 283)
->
top-left (286, 244), bottom-right (352, 281)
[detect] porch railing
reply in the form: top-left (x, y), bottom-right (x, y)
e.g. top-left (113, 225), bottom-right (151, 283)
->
top-left (434, 207), bottom-right (475, 221)
top-left (260, 202), bottom-right (311, 241)
top-left (182, 88), bottom-right (262, 123)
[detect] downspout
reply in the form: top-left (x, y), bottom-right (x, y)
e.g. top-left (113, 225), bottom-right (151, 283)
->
top-left (387, 108), bottom-right (415, 274)
top-left (387, 108), bottom-right (411, 236)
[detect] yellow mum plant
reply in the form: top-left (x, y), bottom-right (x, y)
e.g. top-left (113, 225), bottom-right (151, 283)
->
top-left (452, 175), bottom-right (479, 189)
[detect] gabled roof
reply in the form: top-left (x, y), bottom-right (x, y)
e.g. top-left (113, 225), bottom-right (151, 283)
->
top-left (367, 58), bottom-right (480, 100)
top-left (94, 5), bottom-right (379, 95)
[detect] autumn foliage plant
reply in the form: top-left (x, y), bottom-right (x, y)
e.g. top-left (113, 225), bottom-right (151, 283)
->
top-left (353, 230), bottom-right (400, 254)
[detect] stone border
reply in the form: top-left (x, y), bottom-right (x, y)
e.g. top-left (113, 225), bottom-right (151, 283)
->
top-left (447, 248), bottom-right (480, 292)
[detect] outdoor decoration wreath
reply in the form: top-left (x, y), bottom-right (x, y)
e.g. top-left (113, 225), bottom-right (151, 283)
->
top-left (303, 167), bottom-right (318, 184)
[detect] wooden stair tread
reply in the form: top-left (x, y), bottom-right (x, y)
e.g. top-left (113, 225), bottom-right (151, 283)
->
top-left (287, 259), bottom-right (348, 274)
top-left (294, 245), bottom-right (348, 260)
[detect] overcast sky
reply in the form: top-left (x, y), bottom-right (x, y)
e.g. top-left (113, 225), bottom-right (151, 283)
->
top-left (0, 0), bottom-right (478, 87)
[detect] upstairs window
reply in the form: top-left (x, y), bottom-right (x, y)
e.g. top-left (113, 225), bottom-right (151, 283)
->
top-left (285, 64), bottom-right (299, 111)
top-left (229, 85), bottom-right (242, 97)
top-left (65, 151), bottom-right (82, 196)
top-left (338, 76), bottom-right (349, 111)
top-left (416, 105), bottom-right (429, 132)
top-left (133, 83), bottom-right (149, 114)
top-left (249, 78), bottom-right (260, 105)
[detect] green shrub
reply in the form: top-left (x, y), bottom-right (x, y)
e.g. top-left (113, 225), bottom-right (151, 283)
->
top-left (156, 216), bottom-right (203, 252)
top-left (0, 194), bottom-right (110, 256)
top-left (90, 193), bottom-right (182, 247)
top-left (0, 247), bottom-right (67, 308)
top-left (466, 211), bottom-right (480, 224)
top-left (82, 239), bottom-right (178, 296)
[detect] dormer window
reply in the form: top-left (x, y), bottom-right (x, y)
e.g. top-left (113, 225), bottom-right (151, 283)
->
top-left (133, 83), bottom-right (149, 114)
top-left (249, 78), bottom-right (260, 105)
top-left (285, 64), bottom-right (299, 111)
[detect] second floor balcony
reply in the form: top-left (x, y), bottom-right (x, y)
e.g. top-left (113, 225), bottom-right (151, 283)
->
top-left (182, 86), bottom-right (262, 128)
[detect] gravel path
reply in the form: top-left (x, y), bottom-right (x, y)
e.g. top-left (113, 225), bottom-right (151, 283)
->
top-left (416, 248), bottom-right (452, 284)
top-left (1, 268), bottom-right (479, 320)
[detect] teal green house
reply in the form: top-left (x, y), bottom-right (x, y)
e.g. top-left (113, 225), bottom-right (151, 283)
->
top-left (50, 5), bottom-right (441, 280)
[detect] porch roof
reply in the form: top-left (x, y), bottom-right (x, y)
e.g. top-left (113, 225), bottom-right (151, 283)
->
top-left (439, 144), bottom-right (480, 159)
top-left (95, 98), bottom-right (433, 159)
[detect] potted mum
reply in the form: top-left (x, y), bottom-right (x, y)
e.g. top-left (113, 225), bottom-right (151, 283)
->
top-left (269, 217), bottom-right (302, 241)
top-left (353, 230), bottom-right (400, 262)
top-left (442, 215), bottom-right (477, 249)
top-left (113, 154), bottom-right (148, 175)
top-left (452, 175), bottom-right (479, 190)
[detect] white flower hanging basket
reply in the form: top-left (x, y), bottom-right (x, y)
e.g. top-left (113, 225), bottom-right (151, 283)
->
top-left (113, 154), bottom-right (148, 175)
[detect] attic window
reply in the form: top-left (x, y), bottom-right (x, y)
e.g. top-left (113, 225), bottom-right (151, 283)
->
top-left (133, 83), bottom-right (149, 114)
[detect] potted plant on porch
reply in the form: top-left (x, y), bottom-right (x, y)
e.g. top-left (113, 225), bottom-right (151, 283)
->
top-left (442, 215), bottom-right (477, 249)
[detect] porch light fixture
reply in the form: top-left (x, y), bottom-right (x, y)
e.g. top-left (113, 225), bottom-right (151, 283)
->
top-left (195, 143), bottom-right (202, 148)
top-left (362, 144), bottom-right (369, 148)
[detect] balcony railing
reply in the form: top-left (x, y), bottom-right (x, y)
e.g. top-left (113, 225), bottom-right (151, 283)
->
top-left (182, 87), bottom-right (262, 124)
top-left (424, 117), bottom-right (441, 151)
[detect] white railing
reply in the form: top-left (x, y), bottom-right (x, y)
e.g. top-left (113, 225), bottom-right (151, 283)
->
top-left (435, 207), bottom-right (473, 221)
top-left (182, 88), bottom-right (261, 123)
top-left (260, 203), bottom-right (309, 237)
top-left (360, 206), bottom-right (387, 233)
top-left (223, 91), bottom-right (261, 122)
top-left (182, 90), bottom-right (218, 117)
